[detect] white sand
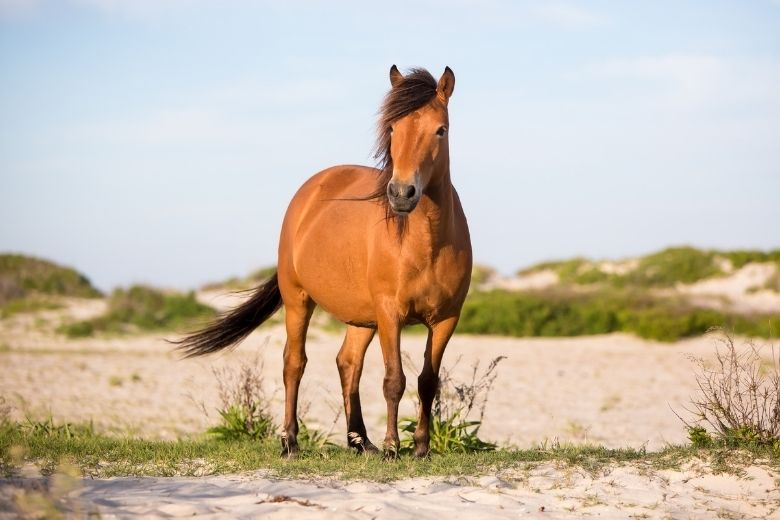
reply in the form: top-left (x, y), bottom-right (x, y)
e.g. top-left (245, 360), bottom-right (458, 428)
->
top-left (3, 461), bottom-right (778, 518)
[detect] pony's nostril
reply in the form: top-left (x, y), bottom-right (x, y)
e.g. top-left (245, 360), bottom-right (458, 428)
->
top-left (388, 181), bottom-right (416, 200)
top-left (387, 183), bottom-right (399, 198)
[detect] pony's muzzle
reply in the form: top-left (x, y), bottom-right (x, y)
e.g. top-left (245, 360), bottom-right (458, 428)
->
top-left (387, 181), bottom-right (419, 214)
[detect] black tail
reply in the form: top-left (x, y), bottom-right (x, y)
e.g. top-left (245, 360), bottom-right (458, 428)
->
top-left (174, 273), bottom-right (282, 358)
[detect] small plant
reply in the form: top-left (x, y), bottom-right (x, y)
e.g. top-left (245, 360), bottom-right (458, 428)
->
top-left (21, 415), bottom-right (95, 440)
top-left (297, 419), bottom-right (338, 451)
top-left (679, 332), bottom-right (780, 450)
top-left (207, 354), bottom-right (276, 441)
top-left (399, 355), bottom-right (504, 454)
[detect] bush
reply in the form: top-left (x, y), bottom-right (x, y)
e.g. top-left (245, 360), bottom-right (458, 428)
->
top-left (516, 247), bottom-right (780, 290)
top-left (457, 288), bottom-right (780, 342)
top-left (681, 333), bottom-right (780, 450)
top-left (0, 254), bottom-right (101, 303)
top-left (620, 247), bottom-right (721, 287)
top-left (60, 285), bottom-right (214, 337)
top-left (719, 249), bottom-right (780, 270)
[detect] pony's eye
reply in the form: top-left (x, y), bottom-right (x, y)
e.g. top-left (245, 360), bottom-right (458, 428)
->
top-left (388, 126), bottom-right (393, 135)
top-left (436, 126), bottom-right (447, 137)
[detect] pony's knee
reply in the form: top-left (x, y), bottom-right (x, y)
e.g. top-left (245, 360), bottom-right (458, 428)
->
top-left (383, 369), bottom-right (406, 401)
top-left (336, 350), bottom-right (352, 374)
top-left (283, 352), bottom-right (307, 380)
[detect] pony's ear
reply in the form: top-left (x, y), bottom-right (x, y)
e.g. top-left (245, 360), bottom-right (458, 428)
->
top-left (437, 66), bottom-right (455, 101)
top-left (389, 64), bottom-right (404, 88)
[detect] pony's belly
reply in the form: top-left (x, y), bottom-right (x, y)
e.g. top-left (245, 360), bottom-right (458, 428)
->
top-left (300, 271), bottom-right (376, 325)
top-left (292, 239), bottom-right (376, 325)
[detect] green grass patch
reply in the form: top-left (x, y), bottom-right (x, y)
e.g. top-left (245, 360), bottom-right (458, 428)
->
top-left (59, 285), bottom-right (215, 338)
top-left (457, 288), bottom-right (779, 342)
top-left (1, 420), bottom-right (777, 480)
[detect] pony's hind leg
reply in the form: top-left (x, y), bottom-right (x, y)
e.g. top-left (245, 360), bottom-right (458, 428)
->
top-left (280, 294), bottom-right (315, 458)
top-left (414, 316), bottom-right (458, 458)
top-left (336, 325), bottom-right (378, 453)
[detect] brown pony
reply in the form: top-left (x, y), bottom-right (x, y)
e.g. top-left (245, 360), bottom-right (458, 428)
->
top-left (176, 65), bottom-right (472, 458)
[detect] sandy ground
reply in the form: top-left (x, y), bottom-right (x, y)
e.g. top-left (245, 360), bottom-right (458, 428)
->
top-left (1, 298), bottom-right (779, 518)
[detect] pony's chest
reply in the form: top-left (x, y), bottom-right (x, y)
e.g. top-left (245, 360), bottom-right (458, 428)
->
top-left (400, 251), bottom-right (470, 320)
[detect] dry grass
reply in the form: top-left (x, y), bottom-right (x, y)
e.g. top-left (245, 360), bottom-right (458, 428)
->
top-left (681, 331), bottom-right (780, 447)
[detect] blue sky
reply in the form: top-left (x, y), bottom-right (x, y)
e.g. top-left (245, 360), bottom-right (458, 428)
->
top-left (1, 1), bottom-right (778, 291)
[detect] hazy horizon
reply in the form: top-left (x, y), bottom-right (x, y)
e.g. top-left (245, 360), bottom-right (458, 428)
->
top-left (2, 1), bottom-right (778, 291)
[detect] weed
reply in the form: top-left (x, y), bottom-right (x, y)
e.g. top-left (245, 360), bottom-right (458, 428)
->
top-left (208, 404), bottom-right (274, 441)
top-left (207, 353), bottom-right (276, 441)
top-left (108, 376), bottom-right (123, 387)
top-left (679, 332), bottom-right (780, 450)
top-left (399, 356), bottom-right (504, 454)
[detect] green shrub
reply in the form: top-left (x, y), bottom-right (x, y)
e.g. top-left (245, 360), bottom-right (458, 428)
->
top-left (517, 247), bottom-right (780, 290)
top-left (620, 247), bottom-right (721, 287)
top-left (719, 249), bottom-right (780, 269)
top-left (60, 285), bottom-right (214, 337)
top-left (458, 288), bottom-right (780, 342)
top-left (0, 254), bottom-right (101, 303)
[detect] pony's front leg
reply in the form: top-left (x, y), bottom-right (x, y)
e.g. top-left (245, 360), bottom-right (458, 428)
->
top-left (376, 312), bottom-right (406, 459)
top-left (415, 316), bottom-right (458, 458)
top-left (280, 298), bottom-right (315, 458)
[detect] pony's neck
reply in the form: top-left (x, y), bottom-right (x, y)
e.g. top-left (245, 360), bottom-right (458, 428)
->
top-left (417, 161), bottom-right (456, 244)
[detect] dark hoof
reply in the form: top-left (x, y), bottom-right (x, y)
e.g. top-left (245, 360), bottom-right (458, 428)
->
top-left (382, 444), bottom-right (400, 461)
top-left (348, 432), bottom-right (380, 455)
top-left (280, 436), bottom-right (298, 459)
top-left (414, 447), bottom-right (431, 459)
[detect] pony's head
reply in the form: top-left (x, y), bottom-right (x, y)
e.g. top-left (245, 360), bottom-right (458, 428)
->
top-left (374, 66), bottom-right (455, 215)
